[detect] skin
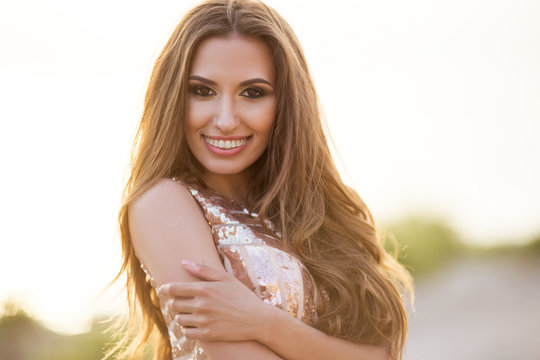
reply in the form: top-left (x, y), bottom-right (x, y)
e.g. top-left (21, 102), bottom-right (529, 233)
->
top-left (185, 34), bottom-right (276, 202)
top-left (130, 34), bottom-right (391, 360)
top-left (130, 35), bottom-right (283, 360)
top-left (130, 179), bottom-right (283, 359)
top-left (160, 263), bottom-right (391, 360)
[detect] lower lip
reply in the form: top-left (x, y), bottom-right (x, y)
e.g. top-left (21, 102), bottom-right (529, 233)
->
top-left (203, 137), bottom-right (250, 156)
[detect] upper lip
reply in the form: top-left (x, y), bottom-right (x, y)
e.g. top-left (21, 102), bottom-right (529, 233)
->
top-left (203, 135), bottom-right (251, 140)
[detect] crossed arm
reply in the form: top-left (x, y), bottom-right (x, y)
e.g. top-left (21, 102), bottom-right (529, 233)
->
top-left (129, 179), bottom-right (391, 360)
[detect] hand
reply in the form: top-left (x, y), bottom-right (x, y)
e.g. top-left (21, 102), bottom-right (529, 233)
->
top-left (158, 260), bottom-right (278, 342)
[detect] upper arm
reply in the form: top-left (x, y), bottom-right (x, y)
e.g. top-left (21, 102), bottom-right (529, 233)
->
top-left (128, 179), bottom-right (283, 360)
top-left (128, 178), bottom-right (222, 285)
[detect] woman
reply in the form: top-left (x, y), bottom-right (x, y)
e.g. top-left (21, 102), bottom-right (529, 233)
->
top-left (111, 0), bottom-right (413, 359)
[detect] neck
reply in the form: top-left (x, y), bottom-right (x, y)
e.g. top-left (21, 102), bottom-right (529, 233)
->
top-left (201, 170), bottom-right (251, 204)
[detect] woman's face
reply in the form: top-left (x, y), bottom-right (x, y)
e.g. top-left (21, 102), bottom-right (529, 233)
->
top-left (185, 34), bottom-right (276, 179)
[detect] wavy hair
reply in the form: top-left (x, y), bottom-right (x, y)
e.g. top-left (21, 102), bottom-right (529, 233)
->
top-left (109, 0), bottom-right (413, 359)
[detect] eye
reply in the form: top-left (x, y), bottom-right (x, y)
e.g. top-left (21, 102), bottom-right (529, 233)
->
top-left (240, 87), bottom-right (265, 99)
top-left (191, 85), bottom-right (216, 97)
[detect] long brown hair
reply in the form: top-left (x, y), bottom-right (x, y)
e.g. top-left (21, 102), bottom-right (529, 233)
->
top-left (110, 0), bottom-right (413, 359)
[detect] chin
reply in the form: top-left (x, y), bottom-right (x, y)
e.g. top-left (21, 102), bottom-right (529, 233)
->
top-left (203, 160), bottom-right (253, 176)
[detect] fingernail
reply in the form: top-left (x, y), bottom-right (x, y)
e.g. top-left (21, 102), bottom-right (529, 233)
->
top-left (181, 259), bottom-right (198, 269)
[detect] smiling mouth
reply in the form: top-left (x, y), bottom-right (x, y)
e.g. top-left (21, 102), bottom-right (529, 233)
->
top-left (203, 136), bottom-right (251, 150)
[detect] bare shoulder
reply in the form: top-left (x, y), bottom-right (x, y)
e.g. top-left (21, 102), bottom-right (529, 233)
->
top-left (129, 178), bottom-right (199, 217)
top-left (128, 179), bottom-right (284, 359)
top-left (129, 178), bottom-right (208, 250)
top-left (128, 178), bottom-right (218, 285)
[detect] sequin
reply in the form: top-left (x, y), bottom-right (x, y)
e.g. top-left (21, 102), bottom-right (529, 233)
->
top-left (139, 178), bottom-right (319, 359)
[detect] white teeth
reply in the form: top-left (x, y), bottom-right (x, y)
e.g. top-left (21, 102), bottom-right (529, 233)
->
top-left (204, 136), bottom-right (248, 150)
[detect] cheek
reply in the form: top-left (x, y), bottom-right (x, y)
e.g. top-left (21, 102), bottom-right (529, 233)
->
top-left (245, 99), bottom-right (276, 133)
top-left (187, 101), bottom-right (213, 131)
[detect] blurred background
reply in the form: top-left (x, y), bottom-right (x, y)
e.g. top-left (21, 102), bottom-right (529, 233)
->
top-left (0, 0), bottom-right (539, 359)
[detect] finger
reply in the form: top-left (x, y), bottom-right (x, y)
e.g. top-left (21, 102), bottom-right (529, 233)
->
top-left (181, 326), bottom-right (211, 341)
top-left (170, 298), bottom-right (198, 314)
top-left (181, 260), bottom-right (230, 282)
top-left (175, 313), bottom-right (206, 327)
top-left (158, 282), bottom-right (205, 298)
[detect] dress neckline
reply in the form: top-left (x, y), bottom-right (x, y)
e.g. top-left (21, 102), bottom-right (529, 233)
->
top-left (173, 177), bottom-right (252, 211)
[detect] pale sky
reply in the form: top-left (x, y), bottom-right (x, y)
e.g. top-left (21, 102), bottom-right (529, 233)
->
top-left (0, 0), bottom-right (539, 334)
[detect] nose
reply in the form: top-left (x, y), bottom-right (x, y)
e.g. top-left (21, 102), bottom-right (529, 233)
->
top-left (213, 95), bottom-right (239, 133)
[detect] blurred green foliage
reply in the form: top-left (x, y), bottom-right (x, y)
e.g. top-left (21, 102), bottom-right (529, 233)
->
top-left (525, 234), bottom-right (540, 253)
top-left (1, 218), bottom-right (538, 358)
top-left (0, 300), bottom-right (124, 360)
top-left (383, 216), bottom-right (540, 276)
top-left (469, 232), bottom-right (540, 256)
top-left (40, 320), bottom-right (118, 360)
top-left (383, 216), bottom-right (465, 275)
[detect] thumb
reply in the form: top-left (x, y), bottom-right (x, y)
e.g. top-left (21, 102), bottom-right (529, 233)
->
top-left (181, 260), bottom-right (229, 281)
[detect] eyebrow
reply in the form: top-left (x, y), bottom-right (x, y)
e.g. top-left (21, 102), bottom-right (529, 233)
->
top-left (188, 75), bottom-right (273, 88)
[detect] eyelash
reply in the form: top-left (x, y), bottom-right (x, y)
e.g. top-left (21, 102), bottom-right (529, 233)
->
top-left (190, 85), bottom-right (265, 99)
top-left (240, 87), bottom-right (265, 98)
top-left (191, 85), bottom-right (215, 97)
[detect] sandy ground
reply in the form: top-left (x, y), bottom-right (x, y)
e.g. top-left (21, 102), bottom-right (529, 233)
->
top-left (405, 253), bottom-right (540, 360)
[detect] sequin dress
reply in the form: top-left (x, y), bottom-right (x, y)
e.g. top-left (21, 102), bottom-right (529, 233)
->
top-left (140, 179), bottom-right (319, 360)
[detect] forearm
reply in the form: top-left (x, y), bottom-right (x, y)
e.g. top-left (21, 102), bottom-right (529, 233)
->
top-left (258, 306), bottom-right (390, 360)
top-left (201, 340), bottom-right (285, 360)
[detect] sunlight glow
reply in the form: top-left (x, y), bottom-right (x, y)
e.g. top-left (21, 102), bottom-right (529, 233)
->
top-left (1, 0), bottom-right (539, 334)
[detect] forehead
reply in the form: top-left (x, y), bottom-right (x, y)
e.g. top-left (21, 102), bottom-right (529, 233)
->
top-left (190, 35), bottom-right (275, 83)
